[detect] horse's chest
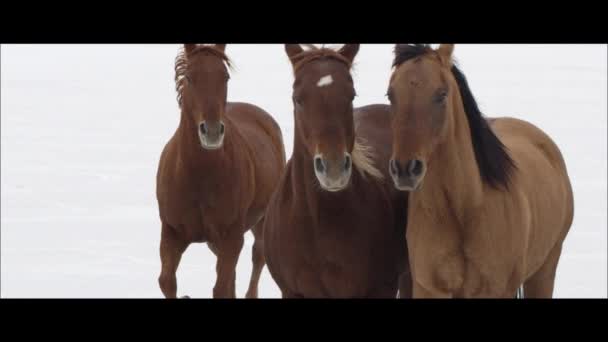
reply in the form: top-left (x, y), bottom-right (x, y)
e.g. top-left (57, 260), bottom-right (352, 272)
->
top-left (409, 221), bottom-right (516, 297)
top-left (287, 246), bottom-right (370, 298)
top-left (320, 253), bottom-right (374, 297)
top-left (161, 185), bottom-right (243, 242)
top-left (282, 218), bottom-right (388, 298)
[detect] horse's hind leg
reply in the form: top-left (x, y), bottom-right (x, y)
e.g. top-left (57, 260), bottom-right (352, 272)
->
top-left (158, 223), bottom-right (189, 298)
top-left (523, 243), bottom-right (564, 298)
top-left (246, 221), bottom-right (265, 299)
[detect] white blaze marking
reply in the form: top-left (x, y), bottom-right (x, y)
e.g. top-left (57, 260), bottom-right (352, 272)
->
top-left (317, 75), bottom-right (333, 87)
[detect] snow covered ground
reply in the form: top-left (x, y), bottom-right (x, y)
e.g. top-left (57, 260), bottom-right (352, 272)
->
top-left (1, 44), bottom-right (606, 298)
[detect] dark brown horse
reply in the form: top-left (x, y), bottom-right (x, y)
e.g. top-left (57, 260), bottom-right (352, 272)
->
top-left (156, 44), bottom-right (285, 298)
top-left (263, 44), bottom-right (411, 298)
top-left (387, 44), bottom-right (574, 298)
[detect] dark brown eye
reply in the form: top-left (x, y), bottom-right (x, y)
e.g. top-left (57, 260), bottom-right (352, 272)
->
top-left (435, 89), bottom-right (448, 104)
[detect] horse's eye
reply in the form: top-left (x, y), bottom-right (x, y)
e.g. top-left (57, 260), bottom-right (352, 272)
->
top-left (435, 90), bottom-right (448, 104)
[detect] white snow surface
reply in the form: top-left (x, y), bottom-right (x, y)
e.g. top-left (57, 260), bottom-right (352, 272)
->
top-left (1, 44), bottom-right (606, 298)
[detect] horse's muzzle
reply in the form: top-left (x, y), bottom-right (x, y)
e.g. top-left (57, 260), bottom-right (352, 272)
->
top-left (198, 120), bottom-right (225, 150)
top-left (389, 158), bottom-right (425, 191)
top-left (313, 152), bottom-right (352, 192)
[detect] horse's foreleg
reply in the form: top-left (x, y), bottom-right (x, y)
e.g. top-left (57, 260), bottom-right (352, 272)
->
top-left (158, 223), bottom-right (189, 298)
top-left (523, 243), bottom-right (563, 298)
top-left (213, 234), bottom-right (244, 298)
top-left (245, 222), bottom-right (265, 299)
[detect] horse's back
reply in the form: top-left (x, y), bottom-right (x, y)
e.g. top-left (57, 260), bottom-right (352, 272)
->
top-left (491, 116), bottom-right (574, 247)
top-left (226, 102), bottom-right (280, 135)
top-left (226, 102), bottom-right (286, 166)
top-left (492, 117), bottom-right (568, 173)
top-left (491, 117), bottom-right (571, 194)
top-left (354, 104), bottom-right (393, 178)
top-left (225, 102), bottom-right (286, 218)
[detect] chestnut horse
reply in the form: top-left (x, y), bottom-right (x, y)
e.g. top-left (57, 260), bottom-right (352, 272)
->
top-left (263, 44), bottom-right (411, 298)
top-left (387, 44), bottom-right (574, 298)
top-left (156, 44), bottom-right (285, 298)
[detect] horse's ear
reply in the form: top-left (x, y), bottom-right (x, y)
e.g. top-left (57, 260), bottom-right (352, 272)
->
top-left (215, 44), bottom-right (226, 53)
top-left (338, 44), bottom-right (360, 63)
top-left (436, 44), bottom-right (454, 67)
top-left (393, 44), bottom-right (410, 57)
top-left (184, 44), bottom-right (197, 55)
top-left (285, 44), bottom-right (304, 64)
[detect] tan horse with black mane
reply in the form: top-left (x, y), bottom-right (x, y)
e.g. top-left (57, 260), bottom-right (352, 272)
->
top-left (156, 44), bottom-right (285, 298)
top-left (387, 44), bottom-right (574, 298)
top-left (264, 44), bottom-right (411, 298)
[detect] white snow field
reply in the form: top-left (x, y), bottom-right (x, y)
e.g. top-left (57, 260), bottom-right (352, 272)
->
top-left (1, 44), bottom-right (606, 298)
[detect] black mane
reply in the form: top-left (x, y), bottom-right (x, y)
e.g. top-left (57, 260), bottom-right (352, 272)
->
top-left (392, 44), bottom-right (433, 68)
top-left (393, 44), bottom-right (516, 189)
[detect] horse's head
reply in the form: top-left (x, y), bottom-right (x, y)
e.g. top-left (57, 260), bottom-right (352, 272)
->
top-left (176, 44), bottom-right (231, 150)
top-left (387, 44), bottom-right (456, 191)
top-left (387, 44), bottom-right (514, 192)
top-left (286, 44), bottom-right (360, 192)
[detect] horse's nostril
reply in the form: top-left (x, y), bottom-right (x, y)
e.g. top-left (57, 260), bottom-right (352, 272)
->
top-left (200, 122), bottom-right (207, 135)
top-left (314, 157), bottom-right (325, 174)
top-left (389, 159), bottom-right (400, 177)
top-left (344, 155), bottom-right (352, 171)
top-left (219, 122), bottom-right (225, 135)
top-left (408, 159), bottom-right (424, 177)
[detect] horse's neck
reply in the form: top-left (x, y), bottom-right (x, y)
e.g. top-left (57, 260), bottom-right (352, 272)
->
top-left (289, 139), bottom-right (319, 205)
top-left (176, 114), bottom-right (236, 184)
top-left (414, 101), bottom-right (484, 229)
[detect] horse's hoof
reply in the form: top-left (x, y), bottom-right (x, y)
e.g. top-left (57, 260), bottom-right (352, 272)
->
top-left (181, 295), bottom-right (191, 299)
